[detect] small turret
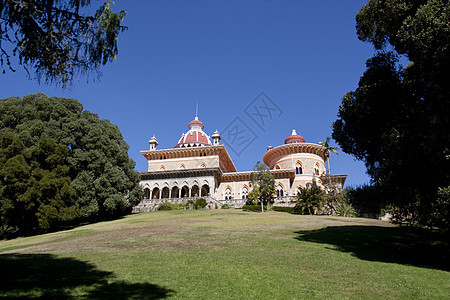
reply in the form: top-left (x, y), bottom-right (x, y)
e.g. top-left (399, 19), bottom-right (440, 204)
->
top-left (149, 135), bottom-right (158, 151)
top-left (212, 130), bottom-right (221, 145)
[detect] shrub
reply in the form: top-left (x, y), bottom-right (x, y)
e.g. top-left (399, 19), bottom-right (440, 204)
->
top-left (334, 200), bottom-right (356, 217)
top-left (158, 203), bottom-right (173, 211)
top-left (221, 204), bottom-right (232, 209)
top-left (272, 206), bottom-right (294, 213)
top-left (193, 198), bottom-right (208, 209)
top-left (294, 186), bottom-right (326, 215)
top-left (243, 205), bottom-right (266, 212)
top-left (429, 186), bottom-right (450, 233)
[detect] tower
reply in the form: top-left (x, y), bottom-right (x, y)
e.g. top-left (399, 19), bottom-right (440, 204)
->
top-left (148, 135), bottom-right (158, 151)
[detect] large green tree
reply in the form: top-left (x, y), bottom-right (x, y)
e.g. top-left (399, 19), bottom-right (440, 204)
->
top-left (332, 0), bottom-right (449, 230)
top-left (0, 0), bottom-right (126, 87)
top-left (0, 93), bottom-right (142, 235)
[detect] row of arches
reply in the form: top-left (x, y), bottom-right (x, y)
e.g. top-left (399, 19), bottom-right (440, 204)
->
top-left (143, 184), bottom-right (210, 199)
top-left (223, 184), bottom-right (286, 200)
top-left (224, 186), bottom-right (249, 200)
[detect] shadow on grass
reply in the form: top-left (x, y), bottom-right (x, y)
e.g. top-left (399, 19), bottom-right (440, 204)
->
top-left (0, 254), bottom-right (174, 299)
top-left (295, 225), bottom-right (449, 271)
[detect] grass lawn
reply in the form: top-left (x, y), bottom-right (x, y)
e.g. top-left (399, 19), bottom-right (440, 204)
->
top-left (0, 210), bottom-right (448, 299)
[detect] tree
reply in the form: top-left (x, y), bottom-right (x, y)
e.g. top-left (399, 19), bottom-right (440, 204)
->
top-left (249, 161), bottom-right (275, 212)
top-left (316, 136), bottom-right (339, 174)
top-left (247, 186), bottom-right (259, 205)
top-left (0, 93), bottom-right (142, 235)
top-left (0, 133), bottom-right (78, 234)
top-left (293, 186), bottom-right (326, 215)
top-left (332, 0), bottom-right (450, 230)
top-left (0, 0), bottom-right (127, 87)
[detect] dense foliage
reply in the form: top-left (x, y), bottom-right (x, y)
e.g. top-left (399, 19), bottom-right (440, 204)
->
top-left (0, 93), bottom-right (142, 235)
top-left (193, 198), bottom-right (207, 209)
top-left (293, 186), bottom-right (326, 215)
top-left (0, 0), bottom-right (126, 87)
top-left (242, 205), bottom-right (267, 212)
top-left (344, 185), bottom-right (384, 217)
top-left (272, 206), bottom-right (294, 213)
top-left (332, 0), bottom-right (449, 231)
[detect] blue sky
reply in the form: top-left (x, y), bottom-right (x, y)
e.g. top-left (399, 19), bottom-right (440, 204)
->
top-left (0, 1), bottom-right (375, 187)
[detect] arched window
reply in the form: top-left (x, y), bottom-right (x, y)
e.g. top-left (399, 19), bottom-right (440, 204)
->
top-left (201, 184), bottom-right (209, 196)
top-left (144, 188), bottom-right (150, 199)
top-left (162, 187), bottom-right (170, 198)
top-left (275, 164), bottom-right (281, 170)
top-left (179, 164), bottom-right (186, 169)
top-left (242, 187), bottom-right (249, 199)
top-left (171, 186), bottom-right (179, 199)
top-left (159, 165), bottom-right (165, 171)
top-left (152, 187), bottom-right (160, 199)
top-left (276, 185), bottom-right (284, 198)
top-left (191, 185), bottom-right (199, 197)
top-left (181, 185), bottom-right (189, 198)
top-left (225, 188), bottom-right (232, 200)
top-left (314, 163), bottom-right (320, 175)
top-left (295, 161), bottom-right (303, 175)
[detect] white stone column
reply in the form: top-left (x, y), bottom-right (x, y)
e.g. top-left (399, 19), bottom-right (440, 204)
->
top-left (179, 188), bottom-right (182, 198)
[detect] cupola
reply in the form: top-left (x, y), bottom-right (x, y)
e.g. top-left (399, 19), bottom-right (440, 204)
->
top-left (284, 129), bottom-right (305, 144)
top-left (174, 117), bottom-right (212, 148)
top-left (148, 135), bottom-right (158, 150)
top-left (212, 130), bottom-right (221, 145)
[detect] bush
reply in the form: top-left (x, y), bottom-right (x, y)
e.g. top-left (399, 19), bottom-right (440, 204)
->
top-left (243, 205), bottom-right (266, 212)
top-left (334, 200), bottom-right (356, 217)
top-left (158, 203), bottom-right (173, 211)
top-left (193, 198), bottom-right (207, 209)
top-left (272, 206), bottom-right (294, 213)
top-left (221, 204), bottom-right (232, 209)
top-left (429, 186), bottom-right (450, 233)
top-left (294, 186), bottom-right (326, 215)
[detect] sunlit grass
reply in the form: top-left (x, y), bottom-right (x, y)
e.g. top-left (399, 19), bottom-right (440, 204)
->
top-left (0, 210), bottom-right (448, 299)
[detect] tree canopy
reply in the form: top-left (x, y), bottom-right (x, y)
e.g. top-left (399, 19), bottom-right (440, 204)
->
top-left (0, 93), bottom-right (142, 235)
top-left (0, 0), bottom-right (127, 87)
top-left (249, 161), bottom-right (275, 209)
top-left (332, 0), bottom-right (449, 231)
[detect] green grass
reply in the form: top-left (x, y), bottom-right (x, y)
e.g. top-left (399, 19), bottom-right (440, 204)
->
top-left (0, 210), bottom-right (448, 299)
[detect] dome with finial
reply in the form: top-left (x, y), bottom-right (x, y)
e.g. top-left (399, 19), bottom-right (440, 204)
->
top-left (174, 117), bottom-right (212, 148)
top-left (284, 129), bottom-right (305, 144)
top-left (188, 116), bottom-right (204, 129)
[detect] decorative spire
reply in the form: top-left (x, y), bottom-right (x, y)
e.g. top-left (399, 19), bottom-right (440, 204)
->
top-left (148, 135), bottom-right (158, 150)
top-left (285, 129), bottom-right (305, 144)
top-left (195, 102), bottom-right (198, 119)
top-left (212, 129), bottom-right (221, 145)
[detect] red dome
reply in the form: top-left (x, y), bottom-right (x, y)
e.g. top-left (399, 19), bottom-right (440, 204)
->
top-left (188, 119), bottom-right (204, 129)
top-left (174, 117), bottom-right (212, 148)
top-left (284, 129), bottom-right (305, 144)
top-left (178, 130), bottom-right (211, 144)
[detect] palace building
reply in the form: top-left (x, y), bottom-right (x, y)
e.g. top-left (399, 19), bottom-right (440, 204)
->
top-left (133, 116), bottom-right (347, 212)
